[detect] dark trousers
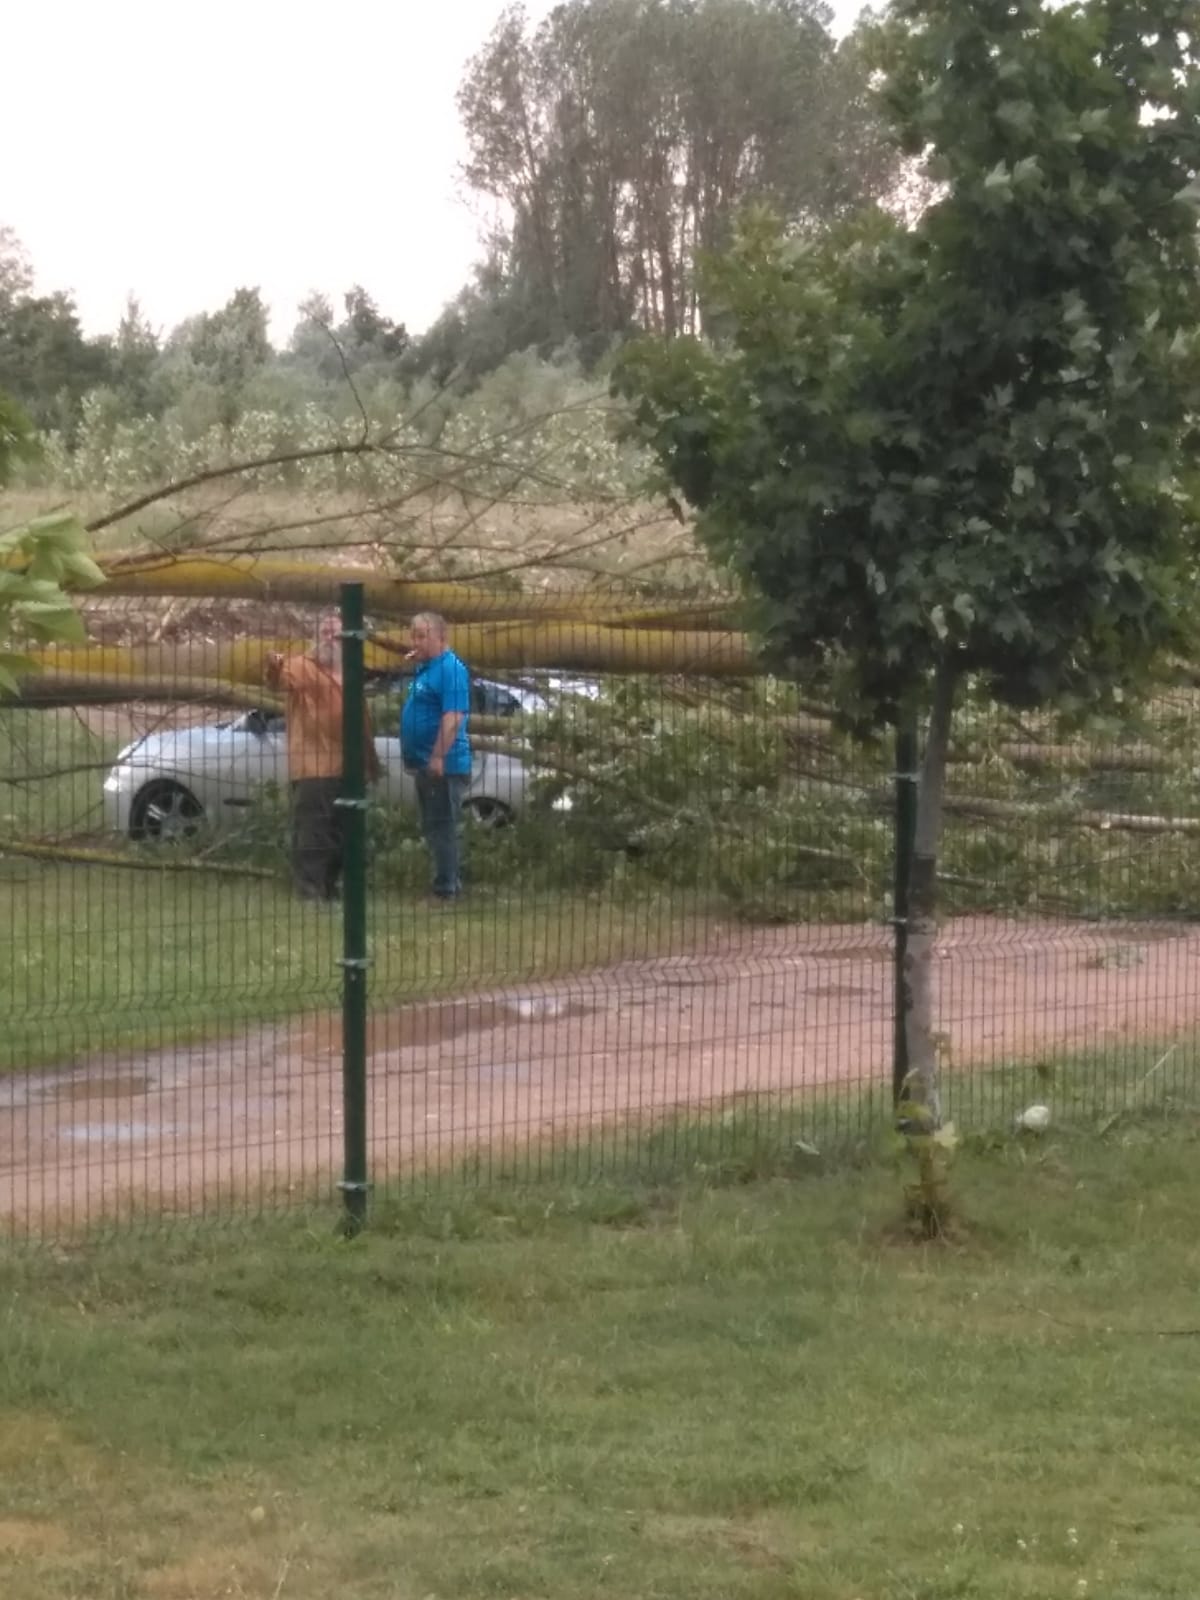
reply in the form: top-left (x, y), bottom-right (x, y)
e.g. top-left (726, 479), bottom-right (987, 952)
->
top-left (290, 776), bottom-right (343, 900)
top-left (414, 770), bottom-right (469, 897)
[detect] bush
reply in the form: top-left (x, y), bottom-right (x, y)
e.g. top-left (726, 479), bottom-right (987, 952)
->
top-left (15, 350), bottom-right (649, 503)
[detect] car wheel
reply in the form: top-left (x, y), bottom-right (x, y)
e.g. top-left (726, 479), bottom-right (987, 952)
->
top-left (131, 781), bottom-right (205, 842)
top-left (463, 796), bottom-right (513, 829)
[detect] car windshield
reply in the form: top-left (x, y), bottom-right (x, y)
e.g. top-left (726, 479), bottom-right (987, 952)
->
top-left (364, 672), bottom-right (524, 718)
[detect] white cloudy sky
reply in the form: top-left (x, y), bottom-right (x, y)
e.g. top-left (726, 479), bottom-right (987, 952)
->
top-left (8, 0), bottom-right (866, 342)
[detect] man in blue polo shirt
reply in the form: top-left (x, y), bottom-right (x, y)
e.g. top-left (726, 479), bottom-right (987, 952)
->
top-left (400, 612), bottom-right (472, 901)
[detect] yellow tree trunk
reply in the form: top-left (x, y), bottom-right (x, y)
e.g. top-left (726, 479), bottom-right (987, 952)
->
top-left (94, 552), bottom-right (739, 631)
top-left (23, 623), bottom-right (753, 683)
top-left (6, 670), bottom-right (281, 711)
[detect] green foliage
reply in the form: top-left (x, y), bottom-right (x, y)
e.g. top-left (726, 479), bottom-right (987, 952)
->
top-left (455, 0), bottom-right (900, 369)
top-left (287, 284), bottom-right (408, 386)
top-left (108, 294), bottom-right (161, 416)
top-left (166, 285), bottom-right (272, 428)
top-left (0, 387), bottom-right (38, 483)
top-left (505, 678), bottom-right (1200, 921)
top-left (0, 289), bottom-right (111, 437)
top-left (0, 511), bottom-right (104, 692)
top-left (17, 347), bottom-right (647, 502)
top-left (616, 0), bottom-right (1200, 725)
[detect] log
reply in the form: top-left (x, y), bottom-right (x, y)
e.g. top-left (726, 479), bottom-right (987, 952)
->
top-left (988, 741), bottom-right (1173, 773)
top-left (0, 836), bottom-right (277, 878)
top-left (942, 793), bottom-right (1200, 834)
top-left (4, 671), bottom-right (282, 713)
top-left (91, 552), bottom-right (739, 630)
top-left (23, 622), bottom-right (753, 682)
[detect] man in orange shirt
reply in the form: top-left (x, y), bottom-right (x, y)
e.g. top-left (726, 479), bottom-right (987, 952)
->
top-left (265, 613), bottom-right (381, 901)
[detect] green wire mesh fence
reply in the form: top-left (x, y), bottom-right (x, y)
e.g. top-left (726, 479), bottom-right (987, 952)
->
top-left (2, 585), bottom-right (1199, 1237)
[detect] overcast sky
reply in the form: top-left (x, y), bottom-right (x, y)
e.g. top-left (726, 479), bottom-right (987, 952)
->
top-left (8, 0), bottom-right (867, 342)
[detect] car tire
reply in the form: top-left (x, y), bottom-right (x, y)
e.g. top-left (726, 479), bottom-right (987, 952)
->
top-left (130, 781), bottom-right (205, 842)
top-left (463, 796), bottom-right (513, 829)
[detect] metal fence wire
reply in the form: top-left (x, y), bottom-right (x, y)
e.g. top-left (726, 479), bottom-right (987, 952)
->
top-left (2, 582), bottom-right (1199, 1238)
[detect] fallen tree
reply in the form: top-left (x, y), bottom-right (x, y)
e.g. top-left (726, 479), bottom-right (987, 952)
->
top-left (0, 835), bottom-right (276, 877)
top-left (93, 552), bottom-right (739, 631)
top-left (19, 621), bottom-right (753, 682)
top-left (5, 670), bottom-right (282, 713)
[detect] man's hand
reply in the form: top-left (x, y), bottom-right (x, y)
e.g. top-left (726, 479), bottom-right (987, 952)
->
top-left (427, 752), bottom-right (445, 778)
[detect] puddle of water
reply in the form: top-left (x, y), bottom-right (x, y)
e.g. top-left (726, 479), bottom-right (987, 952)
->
top-left (42, 1075), bottom-right (153, 1104)
top-left (478, 1061), bottom-right (531, 1081)
top-left (292, 995), bottom-right (595, 1057)
top-left (507, 996), bottom-right (570, 1020)
top-left (60, 1120), bottom-right (176, 1144)
top-left (813, 945), bottom-right (892, 963)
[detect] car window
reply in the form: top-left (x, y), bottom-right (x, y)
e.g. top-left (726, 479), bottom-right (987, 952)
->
top-left (366, 671), bottom-right (411, 696)
top-left (473, 681), bottom-right (521, 716)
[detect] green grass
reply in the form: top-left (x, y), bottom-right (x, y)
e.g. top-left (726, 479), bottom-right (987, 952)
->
top-left (3, 1121), bottom-right (1200, 1598)
top-left (0, 708), bottom-right (109, 838)
top-left (0, 861), bottom-right (701, 1072)
top-left (0, 704), bottom-right (725, 1072)
top-left (400, 1031), bottom-right (1200, 1203)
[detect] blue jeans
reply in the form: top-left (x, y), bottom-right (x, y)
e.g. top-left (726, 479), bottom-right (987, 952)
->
top-left (414, 769), bottom-right (469, 897)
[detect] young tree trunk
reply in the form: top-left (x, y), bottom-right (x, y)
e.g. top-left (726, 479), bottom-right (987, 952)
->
top-left (900, 658), bottom-right (959, 1129)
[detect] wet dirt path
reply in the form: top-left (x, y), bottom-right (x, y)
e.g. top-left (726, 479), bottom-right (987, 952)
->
top-left (4, 918), bottom-right (1198, 1232)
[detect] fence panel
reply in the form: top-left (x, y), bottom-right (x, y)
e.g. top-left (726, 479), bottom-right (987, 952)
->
top-left (2, 589), bottom-right (1198, 1238)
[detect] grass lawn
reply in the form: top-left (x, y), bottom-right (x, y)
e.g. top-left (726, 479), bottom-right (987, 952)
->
top-left (2, 1119), bottom-right (1199, 1598)
top-left (0, 704), bottom-right (722, 1072)
top-left (0, 861), bottom-right (702, 1072)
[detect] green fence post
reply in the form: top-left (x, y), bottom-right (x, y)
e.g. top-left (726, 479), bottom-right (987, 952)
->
top-left (892, 715), bottom-right (919, 1109)
top-left (337, 582), bottom-right (370, 1235)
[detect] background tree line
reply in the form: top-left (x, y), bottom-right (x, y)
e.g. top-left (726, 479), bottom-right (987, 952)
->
top-left (446, 0), bottom-right (896, 364)
top-left (0, 0), bottom-right (895, 461)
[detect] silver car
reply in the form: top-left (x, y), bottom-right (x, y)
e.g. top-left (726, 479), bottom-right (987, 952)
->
top-left (102, 706), bottom-right (528, 841)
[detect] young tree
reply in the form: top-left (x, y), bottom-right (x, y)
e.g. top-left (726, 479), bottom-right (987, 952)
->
top-left (616, 0), bottom-right (1200, 1125)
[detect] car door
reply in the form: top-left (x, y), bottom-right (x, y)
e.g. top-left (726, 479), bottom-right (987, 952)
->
top-left (206, 710), bottom-right (288, 822)
top-left (373, 735), bottom-right (418, 808)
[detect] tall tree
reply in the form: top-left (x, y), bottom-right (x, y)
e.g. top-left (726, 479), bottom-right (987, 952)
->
top-left (180, 287), bottom-right (272, 426)
top-left (0, 227), bottom-right (34, 305)
top-left (0, 228), bottom-right (112, 434)
top-left (341, 285), bottom-right (408, 362)
top-left (288, 287), bottom-right (408, 385)
top-left (0, 291), bottom-right (111, 434)
top-left (617, 0), bottom-right (1200, 1130)
top-left (457, 0), bottom-right (900, 352)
